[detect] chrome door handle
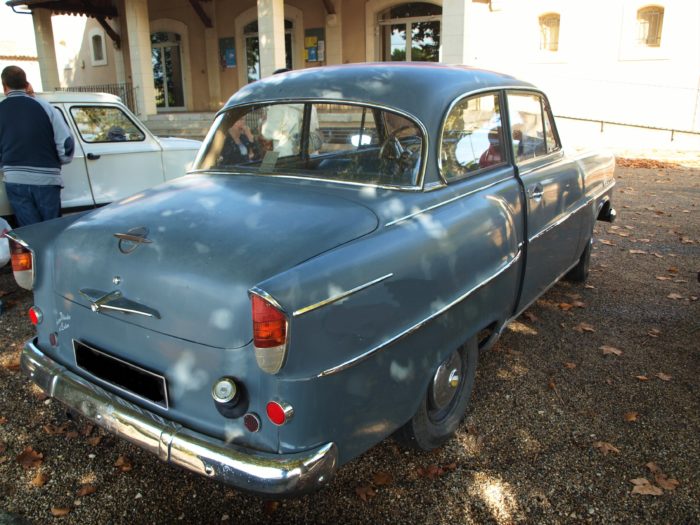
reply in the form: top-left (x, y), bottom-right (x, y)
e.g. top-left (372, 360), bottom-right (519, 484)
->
top-left (528, 184), bottom-right (544, 201)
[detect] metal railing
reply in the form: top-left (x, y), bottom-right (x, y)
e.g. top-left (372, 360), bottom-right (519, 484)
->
top-left (54, 82), bottom-right (138, 115)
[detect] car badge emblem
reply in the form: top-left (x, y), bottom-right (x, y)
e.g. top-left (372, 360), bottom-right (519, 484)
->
top-left (114, 227), bottom-right (152, 254)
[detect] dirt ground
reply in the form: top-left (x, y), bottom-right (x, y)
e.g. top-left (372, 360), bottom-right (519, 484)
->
top-left (0, 160), bottom-right (698, 524)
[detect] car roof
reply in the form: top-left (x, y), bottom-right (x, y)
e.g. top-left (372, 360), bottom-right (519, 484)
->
top-left (0, 91), bottom-right (122, 104)
top-left (224, 63), bottom-right (535, 131)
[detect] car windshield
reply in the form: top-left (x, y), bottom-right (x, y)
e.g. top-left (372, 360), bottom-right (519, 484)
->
top-left (193, 102), bottom-right (425, 187)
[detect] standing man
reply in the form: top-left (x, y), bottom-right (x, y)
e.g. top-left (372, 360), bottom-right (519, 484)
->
top-left (0, 65), bottom-right (74, 226)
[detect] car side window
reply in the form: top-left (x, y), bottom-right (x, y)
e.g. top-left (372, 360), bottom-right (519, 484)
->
top-left (311, 103), bottom-right (379, 155)
top-left (69, 106), bottom-right (145, 143)
top-left (507, 93), bottom-right (551, 163)
top-left (440, 92), bottom-right (505, 181)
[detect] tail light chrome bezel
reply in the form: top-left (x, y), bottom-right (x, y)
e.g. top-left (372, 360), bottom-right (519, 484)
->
top-left (5, 231), bottom-right (35, 290)
top-left (248, 287), bottom-right (289, 375)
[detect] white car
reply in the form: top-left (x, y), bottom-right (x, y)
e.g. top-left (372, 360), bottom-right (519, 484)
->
top-left (0, 91), bottom-right (201, 218)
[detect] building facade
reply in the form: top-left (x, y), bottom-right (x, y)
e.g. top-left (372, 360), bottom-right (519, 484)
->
top-left (5, 0), bottom-right (700, 135)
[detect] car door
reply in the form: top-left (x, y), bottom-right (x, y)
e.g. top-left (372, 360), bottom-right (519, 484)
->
top-left (50, 104), bottom-right (95, 210)
top-left (508, 91), bottom-right (585, 311)
top-left (68, 104), bottom-right (164, 204)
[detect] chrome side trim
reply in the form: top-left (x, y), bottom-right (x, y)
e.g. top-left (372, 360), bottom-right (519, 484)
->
top-left (20, 341), bottom-right (338, 496)
top-left (293, 273), bottom-right (393, 317)
top-left (318, 250), bottom-right (522, 377)
top-left (385, 176), bottom-right (512, 227)
top-left (529, 181), bottom-right (616, 243)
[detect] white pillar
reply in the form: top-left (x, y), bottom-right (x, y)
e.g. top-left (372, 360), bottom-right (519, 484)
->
top-left (324, 0), bottom-right (343, 65)
top-left (203, 1), bottom-right (221, 109)
top-left (257, 0), bottom-right (286, 77)
top-left (441, 0), bottom-right (472, 65)
top-left (124, 0), bottom-right (156, 117)
top-left (32, 9), bottom-right (60, 90)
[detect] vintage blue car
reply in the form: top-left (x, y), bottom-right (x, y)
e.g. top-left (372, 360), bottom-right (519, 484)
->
top-left (8, 64), bottom-right (615, 496)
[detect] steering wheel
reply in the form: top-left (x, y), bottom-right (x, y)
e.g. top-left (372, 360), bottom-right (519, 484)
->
top-left (379, 125), bottom-right (413, 161)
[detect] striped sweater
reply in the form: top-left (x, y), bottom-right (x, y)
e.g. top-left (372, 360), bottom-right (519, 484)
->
top-left (0, 90), bottom-right (75, 186)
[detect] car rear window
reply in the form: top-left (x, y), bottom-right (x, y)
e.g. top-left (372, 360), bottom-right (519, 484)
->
top-left (194, 102), bottom-right (425, 188)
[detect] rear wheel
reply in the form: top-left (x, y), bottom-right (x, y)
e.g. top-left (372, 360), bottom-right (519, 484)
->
top-left (394, 337), bottom-right (478, 451)
top-left (565, 238), bottom-right (592, 283)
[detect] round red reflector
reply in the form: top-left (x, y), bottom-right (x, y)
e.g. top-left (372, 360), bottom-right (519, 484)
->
top-left (243, 413), bottom-right (261, 433)
top-left (266, 402), bottom-right (287, 426)
top-left (28, 306), bottom-right (42, 325)
top-left (49, 332), bottom-right (58, 347)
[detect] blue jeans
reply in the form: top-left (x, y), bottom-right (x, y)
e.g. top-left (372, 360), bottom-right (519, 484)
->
top-left (5, 183), bottom-right (61, 227)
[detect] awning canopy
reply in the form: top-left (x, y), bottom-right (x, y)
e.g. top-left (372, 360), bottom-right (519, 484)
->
top-left (5, 0), bottom-right (117, 19)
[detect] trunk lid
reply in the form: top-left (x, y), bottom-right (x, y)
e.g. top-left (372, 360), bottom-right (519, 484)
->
top-left (53, 174), bottom-right (378, 348)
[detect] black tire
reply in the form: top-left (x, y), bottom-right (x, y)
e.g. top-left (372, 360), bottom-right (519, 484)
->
top-left (394, 337), bottom-right (478, 451)
top-left (565, 238), bottom-right (592, 283)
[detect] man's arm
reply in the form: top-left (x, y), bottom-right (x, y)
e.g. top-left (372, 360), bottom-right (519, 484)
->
top-left (35, 98), bottom-right (75, 165)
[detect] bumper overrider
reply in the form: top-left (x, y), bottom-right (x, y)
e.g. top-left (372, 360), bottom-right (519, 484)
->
top-left (20, 339), bottom-right (338, 496)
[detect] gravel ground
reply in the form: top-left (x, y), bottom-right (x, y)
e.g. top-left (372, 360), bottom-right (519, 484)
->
top-left (0, 160), bottom-right (698, 524)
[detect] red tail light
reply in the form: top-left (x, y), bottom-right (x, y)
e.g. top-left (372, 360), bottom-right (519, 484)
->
top-left (252, 295), bottom-right (287, 348)
top-left (10, 239), bottom-right (32, 272)
top-left (251, 293), bottom-right (288, 374)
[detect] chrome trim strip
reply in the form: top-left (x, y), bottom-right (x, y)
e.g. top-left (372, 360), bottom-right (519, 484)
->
top-left (292, 273), bottom-right (393, 317)
top-left (248, 286), bottom-right (286, 314)
top-left (21, 341), bottom-right (337, 496)
top-left (386, 176), bottom-right (512, 227)
top-left (529, 181), bottom-right (616, 243)
top-left (72, 339), bottom-right (170, 410)
top-left (79, 288), bottom-right (160, 319)
top-left (113, 232), bottom-right (153, 244)
top-left (318, 249), bottom-right (522, 377)
top-left (210, 98), bottom-right (430, 190)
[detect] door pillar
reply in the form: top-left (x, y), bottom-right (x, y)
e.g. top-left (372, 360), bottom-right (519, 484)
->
top-left (257, 0), bottom-right (286, 77)
top-left (124, 0), bottom-right (156, 117)
top-left (32, 9), bottom-right (60, 90)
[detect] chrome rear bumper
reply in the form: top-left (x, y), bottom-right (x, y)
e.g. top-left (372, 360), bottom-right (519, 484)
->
top-left (20, 340), bottom-right (337, 496)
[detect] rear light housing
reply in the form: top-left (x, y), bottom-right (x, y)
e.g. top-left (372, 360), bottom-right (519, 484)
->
top-left (250, 290), bottom-right (288, 374)
top-left (6, 233), bottom-right (34, 290)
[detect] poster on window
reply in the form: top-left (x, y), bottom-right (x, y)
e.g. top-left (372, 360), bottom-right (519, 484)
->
top-left (219, 37), bottom-right (236, 68)
top-left (304, 28), bottom-right (325, 64)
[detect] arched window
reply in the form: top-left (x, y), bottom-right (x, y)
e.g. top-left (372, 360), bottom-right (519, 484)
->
top-left (378, 2), bottom-right (441, 62)
top-left (539, 13), bottom-right (560, 52)
top-left (89, 28), bottom-right (107, 66)
top-left (637, 6), bottom-right (664, 47)
top-left (244, 20), bottom-right (294, 83)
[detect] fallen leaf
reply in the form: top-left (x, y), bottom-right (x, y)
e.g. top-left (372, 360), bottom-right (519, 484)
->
top-left (573, 322), bottom-right (595, 333)
top-left (0, 416), bottom-right (7, 425)
top-left (558, 302), bottom-right (573, 311)
top-left (263, 500), bottom-right (279, 514)
top-left (114, 455), bottom-right (133, 472)
top-left (655, 372), bottom-right (672, 381)
top-left (87, 436), bottom-right (102, 447)
top-left (629, 249), bottom-right (647, 255)
top-left (572, 300), bottom-right (586, 308)
top-left (655, 473), bottom-right (680, 491)
top-left (655, 276), bottom-right (672, 281)
top-left (76, 484), bottom-right (97, 497)
top-left (652, 252), bottom-right (664, 259)
top-left (647, 328), bottom-right (661, 338)
top-left (547, 378), bottom-right (557, 390)
top-left (584, 284), bottom-right (595, 289)
top-left (667, 266), bottom-right (679, 274)
top-left (667, 293), bottom-right (684, 300)
top-left (593, 441), bottom-right (620, 455)
top-left (30, 471), bottom-right (49, 487)
top-left (65, 431), bottom-right (79, 439)
top-left (43, 423), bottom-right (69, 436)
top-left (624, 411), bottom-right (639, 422)
top-left (355, 485), bottom-right (376, 502)
top-left (3, 353), bottom-right (20, 371)
top-left (372, 471), bottom-right (393, 486)
top-left (81, 424), bottom-right (95, 437)
top-left (417, 464), bottom-right (446, 479)
top-left (0, 441), bottom-right (6, 453)
top-left (564, 362), bottom-right (577, 369)
top-left (635, 375), bottom-right (649, 381)
top-left (630, 478), bottom-right (663, 496)
top-left (600, 345), bottom-right (623, 356)
top-left (522, 311), bottom-right (539, 322)
top-left (50, 507), bottom-right (71, 517)
top-left (645, 462), bottom-right (661, 475)
top-left (599, 239), bottom-right (615, 246)
top-left (16, 447), bottom-right (43, 469)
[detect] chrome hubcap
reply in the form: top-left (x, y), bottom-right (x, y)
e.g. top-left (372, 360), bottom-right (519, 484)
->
top-left (430, 351), bottom-right (462, 411)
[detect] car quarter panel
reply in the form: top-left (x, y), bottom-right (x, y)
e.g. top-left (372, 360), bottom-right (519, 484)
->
top-left (257, 168), bottom-right (525, 461)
